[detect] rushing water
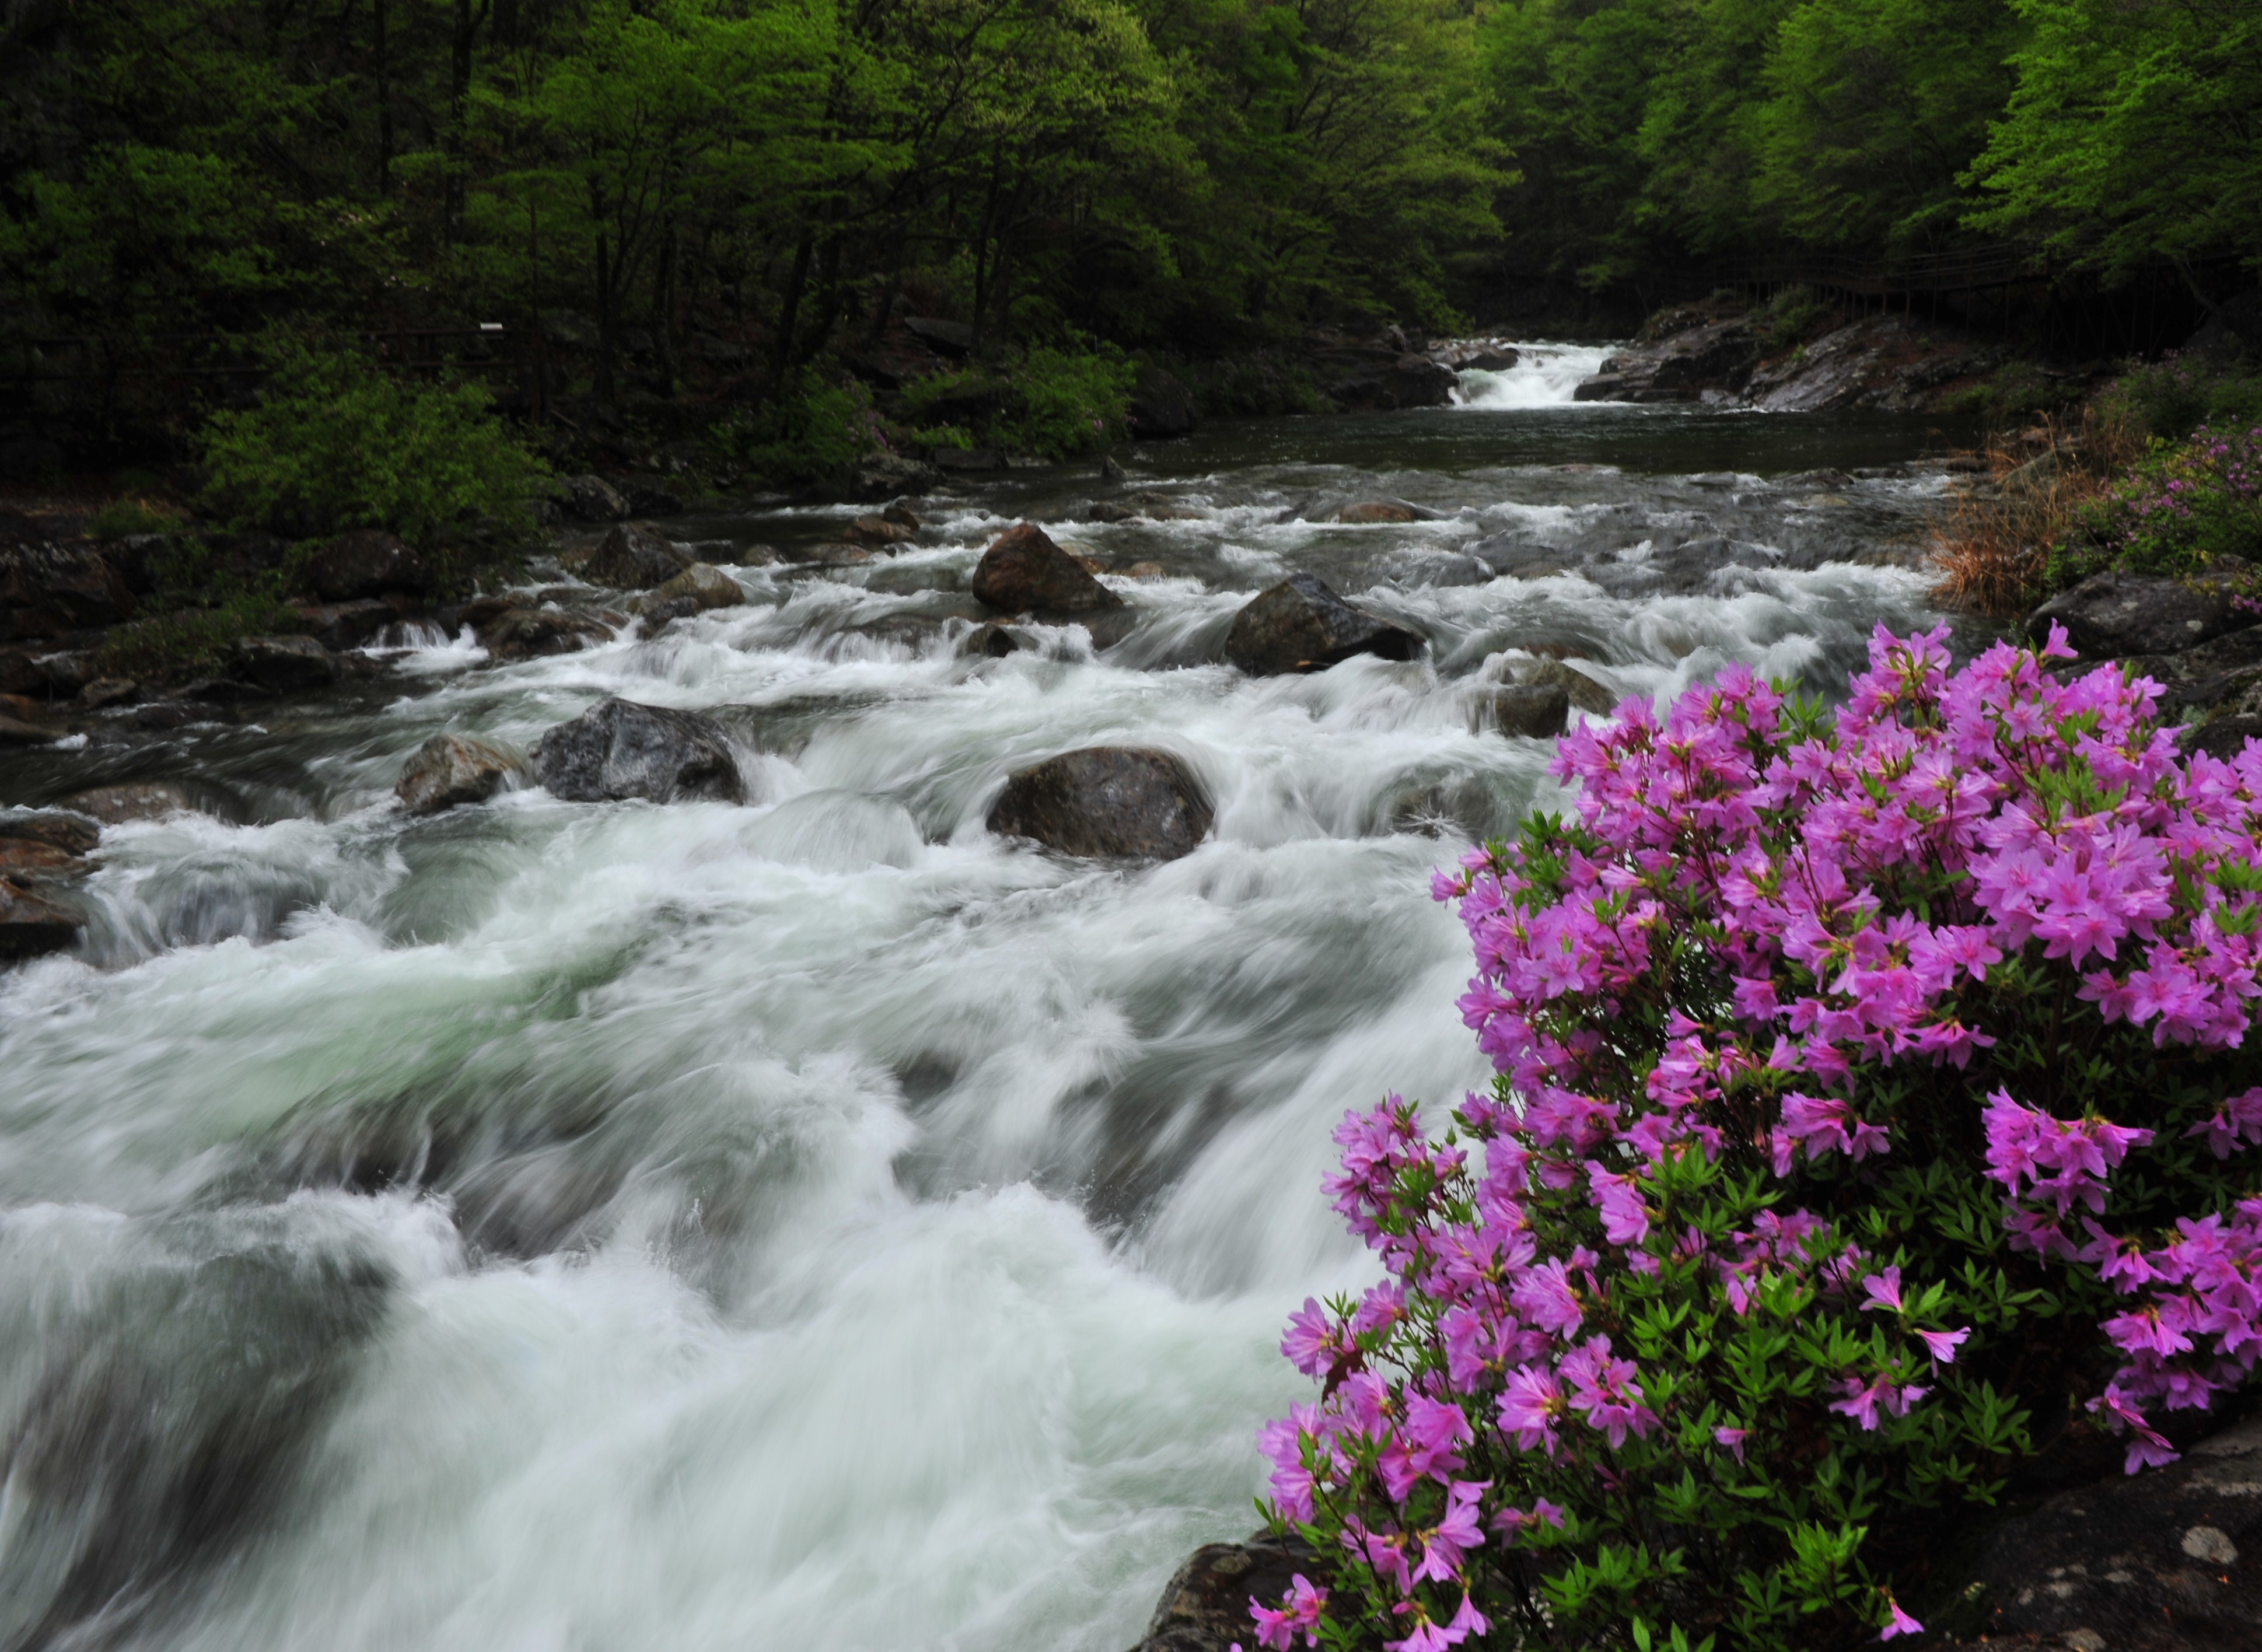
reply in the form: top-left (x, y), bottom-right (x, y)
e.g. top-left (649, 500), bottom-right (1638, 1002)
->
top-left (0, 352), bottom-right (1980, 1652)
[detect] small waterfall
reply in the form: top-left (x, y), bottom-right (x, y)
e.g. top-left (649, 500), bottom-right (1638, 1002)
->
top-left (1452, 340), bottom-right (1617, 408)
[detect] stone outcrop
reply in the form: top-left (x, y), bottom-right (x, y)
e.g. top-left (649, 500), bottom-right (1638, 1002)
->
top-left (1223, 573), bottom-right (1422, 675)
top-left (971, 523), bottom-right (1125, 615)
top-left (1966, 1415), bottom-right (2262, 1651)
top-left (987, 747), bottom-right (1213, 860)
top-left (1128, 1535), bottom-right (1320, 1652)
top-left (1494, 656), bottom-right (1618, 715)
top-left (2026, 564), bottom-right (2256, 660)
top-left (1, 544), bottom-right (135, 640)
top-left (637, 563), bottom-right (745, 623)
top-left (534, 696), bottom-right (746, 804)
top-left (582, 522), bottom-right (691, 589)
top-left (298, 529), bottom-right (432, 601)
top-left (230, 635), bottom-right (341, 692)
top-left (560, 474), bottom-right (628, 523)
top-left (1575, 318), bottom-right (1760, 404)
top-left (396, 733), bottom-right (526, 815)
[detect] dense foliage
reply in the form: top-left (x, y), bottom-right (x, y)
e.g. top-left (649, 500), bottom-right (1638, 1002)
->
top-left (2046, 424), bottom-right (2262, 592)
top-left (1254, 628), bottom-right (2262, 1648)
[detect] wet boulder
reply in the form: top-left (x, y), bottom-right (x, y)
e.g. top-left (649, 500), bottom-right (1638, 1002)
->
top-left (482, 607), bottom-right (614, 661)
top-left (396, 733), bottom-right (525, 815)
top-left (638, 562), bottom-right (745, 619)
top-left (295, 598), bottom-right (401, 652)
top-left (1223, 573), bottom-right (1422, 675)
top-left (1502, 657), bottom-right (1617, 716)
top-left (849, 452), bottom-right (941, 501)
top-left (1575, 317), bottom-right (1758, 404)
top-left (560, 474), bottom-right (628, 523)
top-left (0, 879), bottom-right (79, 960)
top-left (0, 835), bottom-right (88, 876)
top-left (2027, 564), bottom-right (2258, 660)
top-left (1334, 499), bottom-right (1439, 524)
top-left (1127, 364), bottom-right (1199, 439)
top-left (0, 810), bottom-right (100, 856)
top-left (987, 747), bottom-right (1213, 861)
top-left (2186, 715), bottom-right (2262, 762)
top-left (971, 523), bottom-right (1125, 615)
top-left (534, 696), bottom-right (746, 805)
top-left (1969, 1414), bottom-right (2262, 1651)
top-left (230, 635), bottom-right (341, 692)
top-left (1131, 1535), bottom-right (1321, 1652)
top-left (60, 780), bottom-right (211, 824)
top-left (0, 711), bottom-right (53, 746)
top-left (1469, 681), bottom-right (1570, 738)
top-left (1, 544), bottom-right (136, 640)
top-left (961, 622), bottom-right (1026, 658)
top-left (582, 522), bottom-right (691, 589)
top-left (1330, 354), bottom-right (1457, 411)
top-left (299, 529), bottom-right (433, 601)
top-left (842, 514), bottom-right (916, 547)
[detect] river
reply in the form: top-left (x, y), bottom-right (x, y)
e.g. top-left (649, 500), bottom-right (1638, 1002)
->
top-left (0, 344), bottom-right (1978, 1652)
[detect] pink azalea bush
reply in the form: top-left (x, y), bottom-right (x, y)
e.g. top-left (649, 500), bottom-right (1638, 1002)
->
top-left (1252, 625), bottom-right (2262, 1650)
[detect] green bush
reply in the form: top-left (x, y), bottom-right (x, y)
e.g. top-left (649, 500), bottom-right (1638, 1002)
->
top-left (1754, 284), bottom-right (1834, 354)
top-left (902, 344), bottom-right (1135, 460)
top-left (90, 592), bottom-right (309, 681)
top-left (198, 340), bottom-right (550, 563)
top-left (89, 497), bottom-right (188, 540)
top-left (2096, 352), bottom-right (2262, 443)
top-left (714, 373), bottom-right (889, 489)
top-left (2046, 422), bottom-right (2262, 590)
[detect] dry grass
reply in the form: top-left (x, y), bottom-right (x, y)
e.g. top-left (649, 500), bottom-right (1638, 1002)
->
top-left (1928, 408), bottom-right (2146, 622)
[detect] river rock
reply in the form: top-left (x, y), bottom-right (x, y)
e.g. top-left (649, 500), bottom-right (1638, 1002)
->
top-left (1469, 681), bottom-right (1570, 738)
top-left (1127, 364), bottom-right (1199, 439)
top-left (1502, 656), bottom-right (1617, 715)
top-left (971, 523), bottom-right (1125, 615)
top-left (0, 836), bottom-right (86, 876)
top-left (2027, 565), bottom-right (2258, 660)
top-left (1, 544), bottom-right (135, 640)
top-left (988, 747), bottom-right (1212, 860)
top-left (1969, 1413), bottom-right (2262, 1650)
top-left (483, 607), bottom-right (614, 660)
top-left (300, 529), bottom-right (433, 601)
top-left (1223, 573), bottom-right (1422, 675)
top-left (639, 563), bottom-right (744, 616)
top-left (230, 635), bottom-right (341, 692)
top-left (561, 474), bottom-right (628, 523)
top-left (1329, 353), bottom-right (1457, 411)
top-left (582, 522), bottom-right (691, 589)
top-left (1576, 318), bottom-right (1758, 404)
top-left (0, 712), bottom-right (54, 746)
top-left (60, 780), bottom-right (207, 823)
top-left (534, 696), bottom-right (746, 805)
top-left (2186, 715), bottom-right (2262, 762)
top-left (1335, 500), bottom-right (1438, 524)
top-left (396, 733), bottom-right (525, 815)
top-left (849, 452), bottom-right (941, 500)
top-left (962, 622), bottom-right (1026, 658)
top-left (0, 810), bottom-right (99, 855)
top-left (1130, 1535), bottom-right (1320, 1652)
top-left (842, 514), bottom-right (916, 547)
top-left (618, 477), bottom-right (684, 518)
top-left (0, 879), bottom-right (79, 960)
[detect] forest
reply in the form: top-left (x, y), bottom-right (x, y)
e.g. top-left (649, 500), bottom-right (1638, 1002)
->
top-left (0, 0), bottom-right (2256, 460)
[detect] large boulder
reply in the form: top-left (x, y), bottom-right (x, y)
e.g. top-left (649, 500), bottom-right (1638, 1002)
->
top-left (230, 635), bottom-right (341, 692)
top-left (0, 810), bottom-right (99, 856)
top-left (582, 522), bottom-right (691, 590)
top-left (1, 544), bottom-right (135, 640)
top-left (534, 696), bottom-right (746, 805)
top-left (299, 529), bottom-right (432, 601)
top-left (60, 781), bottom-right (209, 824)
top-left (987, 747), bottom-right (1213, 861)
top-left (560, 474), bottom-right (628, 523)
top-left (1330, 353), bottom-right (1458, 411)
top-left (396, 733), bottom-right (525, 815)
top-left (295, 598), bottom-right (400, 652)
top-left (1127, 364), bottom-right (1199, 439)
top-left (971, 523), bottom-right (1125, 615)
top-left (1468, 681), bottom-right (1570, 738)
top-left (1969, 1413), bottom-right (2262, 1650)
top-left (637, 562), bottom-right (745, 623)
top-left (1494, 656), bottom-right (1617, 715)
top-left (2027, 565), bottom-right (2258, 660)
top-left (1223, 573), bottom-right (1423, 675)
top-left (0, 880), bottom-right (79, 961)
top-left (481, 607), bottom-right (614, 660)
top-left (1575, 317), bottom-right (1759, 404)
top-left (1130, 1536), bottom-right (1320, 1652)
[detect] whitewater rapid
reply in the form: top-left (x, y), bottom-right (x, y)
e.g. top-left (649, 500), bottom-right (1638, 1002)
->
top-left (0, 358), bottom-right (1969, 1652)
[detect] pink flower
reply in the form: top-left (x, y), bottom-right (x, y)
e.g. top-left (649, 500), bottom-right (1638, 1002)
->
top-left (1250, 1574), bottom-right (1328, 1651)
top-left (1914, 1327), bottom-right (1969, 1365)
top-left (1860, 1265), bottom-right (1904, 1314)
top-left (1714, 1425), bottom-right (1750, 1463)
top-left (1497, 1365), bottom-right (1564, 1454)
top-left (1880, 1599), bottom-right (1924, 1640)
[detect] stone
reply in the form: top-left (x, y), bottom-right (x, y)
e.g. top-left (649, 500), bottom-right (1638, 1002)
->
top-left (300, 528), bottom-right (433, 601)
top-left (60, 780), bottom-right (207, 823)
top-left (961, 622), bottom-right (1025, 658)
top-left (1223, 573), bottom-right (1424, 675)
top-left (1330, 354), bottom-right (1458, 411)
top-left (618, 478), bottom-right (684, 518)
top-left (776, 543), bottom-right (873, 568)
top-left (534, 697), bottom-right (746, 804)
top-left (482, 607), bottom-right (613, 661)
top-left (1335, 500), bottom-right (1437, 524)
top-left (78, 678), bottom-right (139, 709)
top-left (1969, 1413), bottom-right (2262, 1651)
top-left (881, 504), bottom-right (922, 530)
top-left (849, 453), bottom-right (941, 499)
top-left (1127, 363), bottom-right (1199, 439)
top-left (971, 523), bottom-right (1125, 615)
top-left (1494, 656), bottom-right (1618, 715)
top-left (229, 635), bottom-right (341, 692)
top-left (2027, 565), bottom-right (2258, 660)
top-left (582, 522), bottom-right (691, 589)
top-left (987, 747), bottom-right (1213, 861)
top-left (561, 474), bottom-right (628, 523)
top-left (1469, 682), bottom-right (1570, 738)
top-left (0, 544), bottom-right (135, 640)
top-left (0, 713), bottom-right (54, 746)
top-left (1575, 317), bottom-right (1758, 404)
top-left (396, 733), bottom-right (526, 815)
top-left (0, 838), bottom-right (86, 876)
top-left (0, 880), bottom-right (79, 960)
top-left (295, 598), bottom-right (402, 652)
top-left (1130, 1535), bottom-right (1320, 1652)
top-left (0, 810), bottom-right (99, 856)
top-left (842, 514), bottom-right (916, 547)
top-left (1126, 562), bottom-right (1167, 579)
top-left (902, 316), bottom-right (974, 356)
top-left (638, 562), bottom-right (744, 616)
top-left (2184, 715), bottom-right (2262, 762)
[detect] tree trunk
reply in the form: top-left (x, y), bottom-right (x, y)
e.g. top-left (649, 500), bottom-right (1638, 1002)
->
top-left (595, 230), bottom-right (618, 404)
top-left (769, 230), bottom-right (815, 398)
top-left (444, 0), bottom-right (491, 241)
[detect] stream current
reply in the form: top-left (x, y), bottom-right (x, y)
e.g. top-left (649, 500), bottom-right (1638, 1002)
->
top-left (0, 344), bottom-right (1980, 1652)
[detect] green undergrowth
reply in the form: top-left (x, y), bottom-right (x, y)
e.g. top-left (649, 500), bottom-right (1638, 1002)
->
top-left (90, 592), bottom-right (310, 681)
